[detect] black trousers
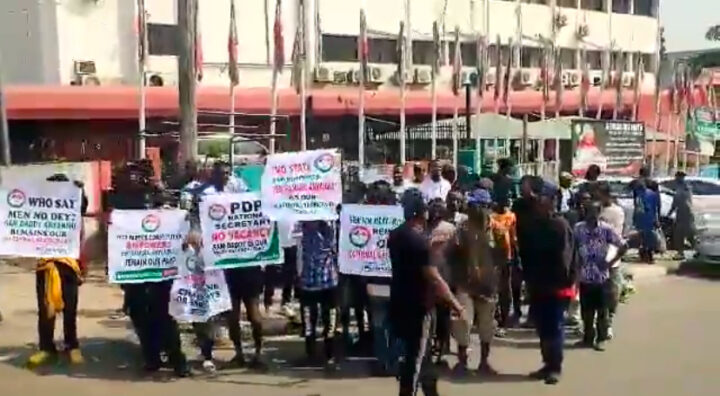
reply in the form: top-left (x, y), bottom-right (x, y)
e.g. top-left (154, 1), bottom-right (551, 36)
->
top-left (192, 322), bottom-right (215, 361)
top-left (36, 263), bottom-right (79, 352)
top-left (498, 262), bottom-right (523, 327)
top-left (398, 313), bottom-right (437, 396)
top-left (340, 275), bottom-right (370, 346)
top-left (124, 281), bottom-right (186, 370)
top-left (579, 282), bottom-right (611, 343)
top-left (433, 304), bottom-right (450, 357)
top-left (262, 247), bottom-right (299, 308)
top-left (300, 288), bottom-right (337, 360)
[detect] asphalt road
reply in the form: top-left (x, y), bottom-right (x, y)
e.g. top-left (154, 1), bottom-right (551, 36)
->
top-left (0, 265), bottom-right (718, 396)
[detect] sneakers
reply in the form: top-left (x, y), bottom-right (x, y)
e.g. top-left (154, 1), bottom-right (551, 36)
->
top-left (202, 360), bottom-right (217, 374)
top-left (494, 328), bottom-right (507, 338)
top-left (27, 351), bottom-right (55, 368)
top-left (477, 363), bottom-right (498, 376)
top-left (528, 366), bottom-right (549, 380)
top-left (544, 371), bottom-right (561, 385)
top-left (68, 348), bottom-right (85, 365)
top-left (593, 341), bottom-right (607, 352)
top-left (574, 339), bottom-right (594, 349)
top-left (606, 327), bottom-right (614, 340)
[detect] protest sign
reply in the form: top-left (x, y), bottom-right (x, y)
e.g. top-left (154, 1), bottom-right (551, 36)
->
top-left (199, 192), bottom-right (283, 269)
top-left (108, 209), bottom-right (189, 283)
top-left (261, 149), bottom-right (342, 221)
top-left (338, 204), bottom-right (404, 278)
top-left (0, 181), bottom-right (82, 258)
top-left (169, 248), bottom-right (232, 323)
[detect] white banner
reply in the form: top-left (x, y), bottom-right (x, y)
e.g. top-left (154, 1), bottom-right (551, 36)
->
top-left (199, 192), bottom-right (283, 270)
top-left (169, 248), bottom-right (232, 323)
top-left (108, 209), bottom-right (189, 283)
top-left (261, 149), bottom-right (342, 221)
top-left (338, 204), bottom-right (404, 278)
top-left (0, 181), bottom-right (82, 258)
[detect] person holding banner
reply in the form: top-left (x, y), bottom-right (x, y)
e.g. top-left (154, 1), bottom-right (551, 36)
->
top-left (298, 220), bottom-right (340, 369)
top-left (27, 174), bottom-right (88, 368)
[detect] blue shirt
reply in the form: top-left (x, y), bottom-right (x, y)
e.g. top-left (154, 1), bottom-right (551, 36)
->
top-left (574, 221), bottom-right (622, 284)
top-left (633, 187), bottom-right (660, 231)
top-left (300, 222), bottom-right (339, 291)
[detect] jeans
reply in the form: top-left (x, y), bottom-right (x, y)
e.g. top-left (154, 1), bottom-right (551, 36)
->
top-left (300, 288), bottom-right (337, 360)
top-left (368, 295), bottom-right (402, 373)
top-left (398, 313), bottom-right (437, 396)
top-left (608, 267), bottom-right (623, 322)
top-left (36, 263), bottom-right (79, 352)
top-left (530, 296), bottom-right (568, 373)
top-left (580, 282), bottom-right (611, 343)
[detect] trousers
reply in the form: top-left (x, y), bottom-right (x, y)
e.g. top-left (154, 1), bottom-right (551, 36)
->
top-left (580, 282), bottom-right (611, 343)
top-left (398, 313), bottom-right (437, 396)
top-left (300, 288), bottom-right (337, 360)
top-left (36, 263), bottom-right (79, 352)
top-left (530, 295), bottom-right (568, 373)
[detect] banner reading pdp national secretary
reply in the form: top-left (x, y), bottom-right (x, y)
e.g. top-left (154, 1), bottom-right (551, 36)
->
top-left (199, 192), bottom-right (283, 269)
top-left (108, 209), bottom-right (189, 283)
top-left (339, 204), bottom-right (404, 278)
top-left (261, 149), bottom-right (342, 221)
top-left (0, 181), bottom-right (82, 259)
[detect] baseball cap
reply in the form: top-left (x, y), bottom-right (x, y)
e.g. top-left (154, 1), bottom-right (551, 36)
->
top-left (467, 188), bottom-right (492, 206)
top-left (400, 188), bottom-right (427, 220)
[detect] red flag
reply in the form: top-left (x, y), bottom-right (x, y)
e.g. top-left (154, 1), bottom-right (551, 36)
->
top-left (194, 1), bottom-right (203, 81)
top-left (358, 6), bottom-right (369, 81)
top-left (554, 47), bottom-right (564, 112)
top-left (685, 66), bottom-right (694, 110)
top-left (540, 45), bottom-right (550, 103)
top-left (273, 0), bottom-right (285, 73)
top-left (228, 0), bottom-right (239, 86)
top-left (432, 21), bottom-right (441, 76)
top-left (502, 38), bottom-right (513, 106)
top-left (290, 1), bottom-right (305, 93)
top-left (476, 35), bottom-right (486, 98)
top-left (452, 26), bottom-right (463, 96)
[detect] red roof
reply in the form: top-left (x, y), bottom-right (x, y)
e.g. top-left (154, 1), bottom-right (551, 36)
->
top-left (4, 84), bottom-right (704, 122)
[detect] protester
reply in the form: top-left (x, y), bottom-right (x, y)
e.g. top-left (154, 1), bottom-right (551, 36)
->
top-left (492, 158), bottom-right (515, 204)
top-left (392, 164), bottom-right (411, 200)
top-left (490, 197), bottom-right (521, 333)
top-left (632, 179), bottom-right (661, 264)
top-left (441, 164), bottom-right (457, 187)
top-left (521, 177), bottom-right (578, 385)
top-left (574, 200), bottom-right (627, 351)
top-left (450, 188), bottom-right (498, 375)
top-left (276, 220), bottom-right (300, 317)
top-left (597, 182), bottom-right (626, 339)
top-left (668, 171), bottom-right (695, 260)
top-left (511, 175), bottom-right (535, 327)
top-left (446, 190), bottom-right (468, 226)
top-left (298, 220), bottom-right (340, 369)
top-left (558, 172), bottom-right (574, 214)
top-left (427, 198), bottom-right (456, 366)
top-left (411, 163), bottom-right (424, 188)
top-left (390, 189), bottom-right (463, 396)
top-left (420, 160), bottom-right (452, 202)
top-left (27, 174), bottom-right (88, 368)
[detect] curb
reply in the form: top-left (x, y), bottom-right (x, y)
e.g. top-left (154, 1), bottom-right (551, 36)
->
top-left (673, 261), bottom-right (720, 280)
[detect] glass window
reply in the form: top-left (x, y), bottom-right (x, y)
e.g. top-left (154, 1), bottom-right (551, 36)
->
top-left (148, 23), bottom-right (180, 56)
top-left (321, 34), bottom-right (358, 62)
top-left (689, 181), bottom-right (720, 196)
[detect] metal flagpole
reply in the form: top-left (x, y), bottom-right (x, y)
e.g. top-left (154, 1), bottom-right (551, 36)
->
top-left (358, 1), bottom-right (367, 172)
top-left (299, 0), bottom-right (308, 150)
top-left (137, 0), bottom-right (148, 160)
top-left (452, 26), bottom-right (461, 170)
top-left (270, 0), bottom-right (284, 154)
top-left (431, 21), bottom-right (440, 160)
top-left (0, 48), bottom-right (10, 165)
top-left (399, 11), bottom-right (407, 165)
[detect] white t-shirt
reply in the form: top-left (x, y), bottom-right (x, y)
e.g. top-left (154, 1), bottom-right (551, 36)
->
top-left (419, 177), bottom-right (452, 202)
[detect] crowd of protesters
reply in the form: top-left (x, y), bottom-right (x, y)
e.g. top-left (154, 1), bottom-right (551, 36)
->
top-left (16, 156), bottom-right (694, 395)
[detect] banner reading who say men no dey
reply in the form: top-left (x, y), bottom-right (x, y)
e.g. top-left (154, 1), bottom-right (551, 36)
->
top-left (261, 149), bottom-right (342, 221)
top-left (339, 204), bottom-right (404, 278)
top-left (0, 181), bottom-right (82, 259)
top-left (200, 192), bottom-right (283, 270)
top-left (108, 209), bottom-right (189, 283)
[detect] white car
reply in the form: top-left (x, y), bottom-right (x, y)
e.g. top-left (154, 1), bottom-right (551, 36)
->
top-left (657, 177), bottom-right (720, 213)
top-left (694, 210), bottom-right (720, 264)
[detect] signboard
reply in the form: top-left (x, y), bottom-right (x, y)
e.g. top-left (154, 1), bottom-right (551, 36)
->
top-left (338, 204), bottom-right (404, 278)
top-left (199, 192), bottom-right (283, 269)
top-left (687, 107), bottom-right (718, 156)
top-left (169, 248), bottom-right (232, 323)
top-left (261, 149), bottom-right (342, 221)
top-left (571, 120), bottom-right (645, 176)
top-left (108, 209), bottom-right (189, 283)
top-left (0, 181), bottom-right (82, 259)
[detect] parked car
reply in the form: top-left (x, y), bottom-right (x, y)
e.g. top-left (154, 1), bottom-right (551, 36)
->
top-left (693, 210), bottom-right (720, 264)
top-left (657, 177), bottom-right (720, 213)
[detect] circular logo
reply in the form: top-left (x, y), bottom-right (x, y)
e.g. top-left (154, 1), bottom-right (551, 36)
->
top-left (184, 254), bottom-right (203, 274)
top-left (349, 226), bottom-right (372, 248)
top-left (313, 153), bottom-right (335, 173)
top-left (6, 189), bottom-right (26, 208)
top-left (141, 214), bottom-right (161, 233)
top-left (208, 203), bottom-right (227, 221)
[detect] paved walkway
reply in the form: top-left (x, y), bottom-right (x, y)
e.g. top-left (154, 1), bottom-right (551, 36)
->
top-left (0, 262), bottom-right (718, 396)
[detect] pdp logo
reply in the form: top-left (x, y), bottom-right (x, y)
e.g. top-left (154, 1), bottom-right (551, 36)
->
top-left (349, 226), bottom-right (372, 248)
top-left (313, 153), bottom-right (335, 173)
top-left (7, 189), bottom-right (26, 208)
top-left (208, 204), bottom-right (227, 221)
top-left (141, 214), bottom-right (161, 233)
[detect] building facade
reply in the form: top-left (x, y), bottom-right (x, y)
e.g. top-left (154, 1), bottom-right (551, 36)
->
top-left (1, 0), bottom-right (660, 93)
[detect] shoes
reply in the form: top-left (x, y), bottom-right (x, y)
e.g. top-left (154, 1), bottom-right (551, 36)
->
top-left (202, 360), bottom-right (217, 374)
top-left (324, 358), bottom-right (339, 373)
top-left (528, 366), bottom-right (550, 380)
top-left (574, 339), bottom-right (594, 349)
top-left (174, 365), bottom-right (192, 378)
top-left (451, 363), bottom-right (469, 377)
top-left (477, 363), bottom-right (498, 376)
top-left (228, 353), bottom-right (247, 368)
top-left (606, 327), bottom-right (614, 340)
top-left (494, 328), bottom-right (507, 338)
top-left (68, 348), bottom-right (85, 365)
top-left (593, 341), bottom-right (607, 352)
top-left (248, 357), bottom-right (269, 372)
top-left (544, 371), bottom-right (561, 385)
top-left (27, 351), bottom-right (55, 368)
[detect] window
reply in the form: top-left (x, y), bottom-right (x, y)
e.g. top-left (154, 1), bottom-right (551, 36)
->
top-left (412, 41), bottom-right (433, 65)
top-left (521, 47), bottom-right (542, 68)
top-left (689, 181), bottom-right (720, 196)
top-left (587, 50), bottom-right (602, 69)
top-left (641, 54), bottom-right (653, 72)
top-left (612, 0), bottom-right (631, 13)
top-left (368, 38), bottom-right (397, 64)
top-left (581, 0), bottom-right (605, 11)
top-left (148, 23), bottom-right (179, 56)
top-left (449, 42), bottom-right (478, 66)
top-left (321, 34), bottom-right (358, 62)
top-left (634, 0), bottom-right (655, 17)
top-left (558, 0), bottom-right (576, 8)
top-left (560, 48), bottom-right (576, 69)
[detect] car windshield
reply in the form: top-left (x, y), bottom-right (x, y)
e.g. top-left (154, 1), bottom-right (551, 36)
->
top-left (660, 180), bottom-right (720, 196)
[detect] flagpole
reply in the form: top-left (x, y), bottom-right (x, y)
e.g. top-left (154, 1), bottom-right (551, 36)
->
top-left (431, 21), bottom-right (440, 161)
top-left (452, 26), bottom-right (461, 170)
top-left (651, 19), bottom-right (662, 176)
top-left (358, 2), bottom-right (367, 172)
top-left (269, 0), bottom-right (284, 154)
top-left (137, 0), bottom-right (147, 160)
top-left (399, 4), bottom-right (408, 165)
top-left (299, 0), bottom-right (308, 151)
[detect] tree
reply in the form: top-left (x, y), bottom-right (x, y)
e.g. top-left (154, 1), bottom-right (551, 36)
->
top-left (706, 25), bottom-right (720, 41)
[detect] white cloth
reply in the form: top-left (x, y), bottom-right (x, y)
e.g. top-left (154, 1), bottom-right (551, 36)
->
top-left (419, 177), bottom-right (452, 202)
top-left (278, 220), bottom-right (301, 248)
top-left (559, 188), bottom-right (572, 213)
top-left (201, 176), bottom-right (248, 195)
top-left (600, 204), bottom-right (625, 268)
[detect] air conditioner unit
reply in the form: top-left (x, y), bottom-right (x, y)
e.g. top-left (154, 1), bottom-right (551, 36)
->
top-left (348, 69), bottom-right (360, 84)
top-left (461, 69), bottom-right (477, 86)
top-left (486, 71), bottom-right (496, 86)
top-left (622, 72), bottom-right (635, 88)
top-left (333, 70), bottom-right (348, 84)
top-left (73, 60), bottom-right (97, 75)
top-left (589, 70), bottom-right (603, 87)
top-left (520, 69), bottom-right (535, 86)
top-left (395, 69), bottom-right (413, 84)
top-left (368, 66), bottom-right (384, 83)
top-left (314, 65), bottom-right (334, 82)
top-left (414, 67), bottom-right (432, 84)
top-left (569, 71), bottom-right (581, 87)
top-left (561, 71), bottom-right (570, 87)
top-left (79, 75), bottom-right (101, 86)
